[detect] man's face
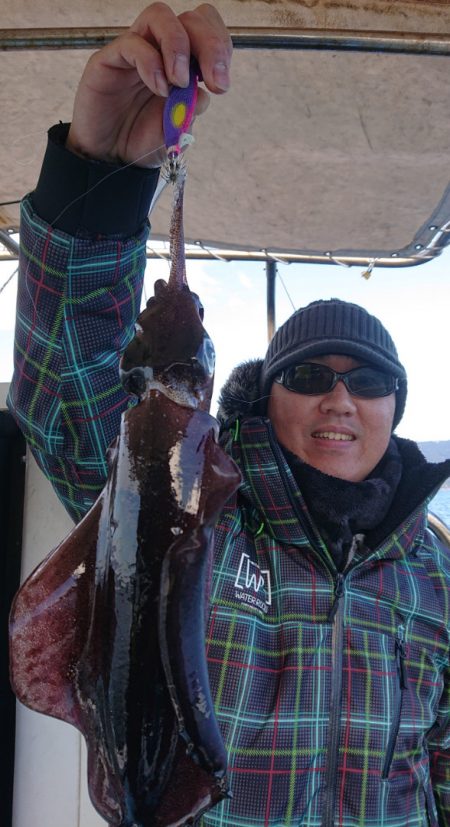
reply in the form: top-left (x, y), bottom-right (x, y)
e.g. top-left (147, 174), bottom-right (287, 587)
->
top-left (267, 354), bottom-right (396, 482)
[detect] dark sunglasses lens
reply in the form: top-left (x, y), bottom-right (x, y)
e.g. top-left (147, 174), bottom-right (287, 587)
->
top-left (282, 364), bottom-right (396, 397)
top-left (347, 367), bottom-right (396, 397)
top-left (284, 364), bottom-right (334, 394)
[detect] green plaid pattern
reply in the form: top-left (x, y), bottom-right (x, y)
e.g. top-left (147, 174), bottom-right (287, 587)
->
top-left (8, 201), bottom-right (450, 825)
top-left (7, 197), bottom-right (145, 521)
top-left (202, 420), bottom-right (450, 826)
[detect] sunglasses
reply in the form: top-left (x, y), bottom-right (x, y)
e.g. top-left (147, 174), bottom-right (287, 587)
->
top-left (275, 363), bottom-right (399, 399)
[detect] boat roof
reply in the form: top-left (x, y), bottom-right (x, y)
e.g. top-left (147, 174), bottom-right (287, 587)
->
top-left (1, 0), bottom-right (450, 266)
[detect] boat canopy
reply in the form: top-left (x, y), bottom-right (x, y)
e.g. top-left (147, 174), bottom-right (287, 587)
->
top-left (1, 0), bottom-right (450, 266)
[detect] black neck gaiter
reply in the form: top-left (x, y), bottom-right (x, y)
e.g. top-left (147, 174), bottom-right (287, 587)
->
top-left (282, 438), bottom-right (403, 570)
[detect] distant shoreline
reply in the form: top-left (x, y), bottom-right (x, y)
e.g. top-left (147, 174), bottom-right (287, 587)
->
top-left (418, 441), bottom-right (450, 472)
top-left (417, 441), bottom-right (450, 489)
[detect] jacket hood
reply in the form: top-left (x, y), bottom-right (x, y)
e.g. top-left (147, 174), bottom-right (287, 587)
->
top-left (217, 359), bottom-right (265, 425)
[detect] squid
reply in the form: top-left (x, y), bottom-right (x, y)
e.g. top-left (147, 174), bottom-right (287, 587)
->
top-left (10, 69), bottom-right (241, 825)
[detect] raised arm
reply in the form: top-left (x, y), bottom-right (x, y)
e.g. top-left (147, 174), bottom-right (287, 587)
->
top-left (66, 2), bottom-right (231, 166)
top-left (7, 3), bottom-right (232, 523)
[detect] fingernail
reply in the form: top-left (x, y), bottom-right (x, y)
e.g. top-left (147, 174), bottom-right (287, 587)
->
top-left (154, 69), bottom-right (169, 97)
top-left (213, 61), bottom-right (230, 91)
top-left (173, 53), bottom-right (189, 87)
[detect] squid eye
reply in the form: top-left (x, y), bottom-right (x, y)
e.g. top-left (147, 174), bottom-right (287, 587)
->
top-left (203, 338), bottom-right (215, 374)
top-left (190, 291), bottom-right (204, 320)
top-left (120, 367), bottom-right (146, 397)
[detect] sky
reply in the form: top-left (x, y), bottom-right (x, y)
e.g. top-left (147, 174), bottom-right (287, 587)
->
top-left (0, 242), bottom-right (449, 443)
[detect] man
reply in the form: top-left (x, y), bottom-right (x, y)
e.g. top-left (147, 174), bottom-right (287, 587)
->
top-left (7, 4), bottom-right (450, 825)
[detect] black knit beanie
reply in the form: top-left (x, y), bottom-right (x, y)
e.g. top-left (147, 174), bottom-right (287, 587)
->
top-left (260, 299), bottom-right (407, 430)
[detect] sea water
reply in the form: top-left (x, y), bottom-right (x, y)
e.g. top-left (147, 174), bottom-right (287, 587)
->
top-left (429, 486), bottom-right (450, 526)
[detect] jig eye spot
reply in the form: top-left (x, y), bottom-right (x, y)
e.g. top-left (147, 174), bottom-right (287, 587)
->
top-left (171, 102), bottom-right (187, 129)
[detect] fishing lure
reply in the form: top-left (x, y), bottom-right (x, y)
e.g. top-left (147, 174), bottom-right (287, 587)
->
top-left (163, 59), bottom-right (201, 183)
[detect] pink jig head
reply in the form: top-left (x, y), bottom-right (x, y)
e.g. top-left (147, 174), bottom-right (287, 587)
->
top-left (163, 58), bottom-right (201, 183)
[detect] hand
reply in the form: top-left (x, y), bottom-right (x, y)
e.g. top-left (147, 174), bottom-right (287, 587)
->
top-left (66, 3), bottom-right (232, 167)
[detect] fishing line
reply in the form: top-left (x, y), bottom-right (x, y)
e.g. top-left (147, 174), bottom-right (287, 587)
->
top-left (145, 244), bottom-right (171, 301)
top-left (227, 390), bottom-right (271, 407)
top-left (22, 139), bottom-right (169, 322)
top-left (5, 136), bottom-right (170, 402)
top-left (195, 240), bottom-right (227, 262)
top-left (0, 133), bottom-right (171, 388)
top-left (11, 127), bottom-right (52, 167)
top-left (10, 100), bottom-right (193, 383)
top-left (45, 142), bottom-right (167, 235)
top-left (277, 269), bottom-right (296, 312)
top-left (0, 267), bottom-right (18, 296)
top-left (146, 244), bottom-right (171, 262)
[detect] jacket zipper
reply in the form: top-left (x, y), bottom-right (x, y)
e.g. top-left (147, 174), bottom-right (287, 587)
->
top-left (381, 625), bottom-right (408, 779)
top-left (322, 572), bottom-right (345, 827)
top-left (267, 425), bottom-right (353, 827)
top-left (266, 428), bottom-right (398, 823)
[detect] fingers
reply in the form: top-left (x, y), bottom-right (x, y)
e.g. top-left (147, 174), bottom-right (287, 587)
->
top-left (130, 3), bottom-right (191, 88)
top-left (130, 2), bottom-right (232, 94)
top-left (102, 32), bottom-right (172, 97)
top-left (178, 5), bottom-right (232, 93)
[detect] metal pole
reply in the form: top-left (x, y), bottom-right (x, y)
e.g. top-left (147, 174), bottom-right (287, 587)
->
top-left (0, 230), bottom-right (19, 257)
top-left (1, 27), bottom-right (450, 56)
top-left (0, 242), bottom-right (433, 267)
top-left (266, 261), bottom-right (277, 342)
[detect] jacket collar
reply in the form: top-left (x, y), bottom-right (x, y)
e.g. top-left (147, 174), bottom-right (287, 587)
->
top-left (227, 415), bottom-right (325, 549)
top-left (228, 416), bottom-right (449, 563)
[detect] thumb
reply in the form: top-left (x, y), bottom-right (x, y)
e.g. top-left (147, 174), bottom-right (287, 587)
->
top-left (195, 87), bottom-right (210, 117)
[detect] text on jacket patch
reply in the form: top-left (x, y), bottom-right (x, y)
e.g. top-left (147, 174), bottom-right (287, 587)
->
top-left (234, 553), bottom-right (272, 614)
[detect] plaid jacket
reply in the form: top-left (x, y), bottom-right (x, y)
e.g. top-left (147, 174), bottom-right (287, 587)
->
top-left (8, 199), bottom-right (450, 826)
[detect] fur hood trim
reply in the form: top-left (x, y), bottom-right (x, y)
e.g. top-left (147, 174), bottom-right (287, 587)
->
top-left (217, 359), bottom-right (265, 425)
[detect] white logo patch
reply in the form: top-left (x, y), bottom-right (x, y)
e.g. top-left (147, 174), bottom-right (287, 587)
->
top-left (234, 553), bottom-right (272, 614)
